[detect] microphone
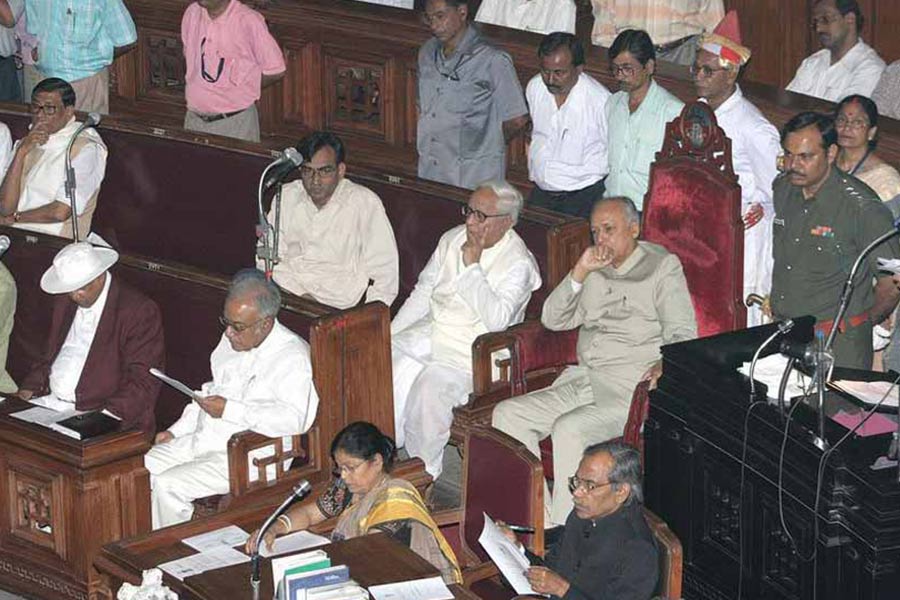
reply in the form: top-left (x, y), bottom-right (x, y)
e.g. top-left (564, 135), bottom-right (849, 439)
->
top-left (749, 319), bottom-right (796, 402)
top-left (0, 235), bottom-right (9, 256)
top-left (250, 480), bottom-right (312, 591)
top-left (262, 148), bottom-right (303, 189)
top-left (778, 338), bottom-right (817, 369)
top-left (64, 113), bottom-right (102, 241)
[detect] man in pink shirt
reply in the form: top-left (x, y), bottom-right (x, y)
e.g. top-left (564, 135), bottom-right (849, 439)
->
top-left (182, 0), bottom-right (286, 142)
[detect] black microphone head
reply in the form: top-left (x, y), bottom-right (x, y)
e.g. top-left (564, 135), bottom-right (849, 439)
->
top-left (283, 147), bottom-right (303, 167)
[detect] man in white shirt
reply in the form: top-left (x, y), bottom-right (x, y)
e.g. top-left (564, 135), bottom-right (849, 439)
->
top-left (0, 0), bottom-right (24, 101)
top-left (0, 77), bottom-right (107, 240)
top-left (264, 132), bottom-right (400, 309)
top-left (15, 242), bottom-right (165, 435)
top-left (786, 0), bottom-right (884, 103)
top-left (591, 0), bottom-right (725, 66)
top-left (527, 32), bottom-right (610, 219)
top-left (693, 11), bottom-right (781, 326)
top-left (475, 0), bottom-right (576, 36)
top-left (145, 269), bottom-right (319, 528)
top-left (392, 180), bottom-right (541, 478)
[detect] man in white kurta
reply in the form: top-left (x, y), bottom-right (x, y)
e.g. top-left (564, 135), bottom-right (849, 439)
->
top-left (264, 132), bottom-right (399, 309)
top-left (786, 0), bottom-right (884, 102)
top-left (145, 270), bottom-right (319, 528)
top-left (493, 198), bottom-right (696, 525)
top-left (476, 0), bottom-right (576, 35)
top-left (0, 78), bottom-right (107, 239)
top-left (392, 181), bottom-right (541, 479)
top-left (694, 11), bottom-right (781, 326)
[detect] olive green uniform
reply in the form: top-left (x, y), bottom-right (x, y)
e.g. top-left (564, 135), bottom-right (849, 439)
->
top-left (771, 168), bottom-right (900, 368)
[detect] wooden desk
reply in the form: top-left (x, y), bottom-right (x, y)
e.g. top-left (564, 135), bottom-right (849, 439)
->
top-left (95, 504), bottom-right (479, 600)
top-left (0, 398), bottom-right (151, 600)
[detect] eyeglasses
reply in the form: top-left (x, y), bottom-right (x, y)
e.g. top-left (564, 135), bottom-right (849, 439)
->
top-left (811, 14), bottom-right (841, 29)
top-left (609, 63), bottom-right (638, 78)
top-left (300, 164), bottom-right (338, 179)
top-left (218, 315), bottom-right (267, 333)
top-left (29, 102), bottom-right (60, 116)
top-left (334, 459), bottom-right (370, 478)
top-left (835, 115), bottom-right (870, 130)
top-left (568, 475), bottom-right (614, 494)
top-left (461, 205), bottom-right (508, 224)
top-left (201, 37), bottom-right (225, 84)
top-left (690, 64), bottom-right (730, 78)
top-left (421, 8), bottom-right (453, 27)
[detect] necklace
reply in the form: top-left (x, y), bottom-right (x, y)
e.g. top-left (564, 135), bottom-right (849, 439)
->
top-left (842, 146), bottom-right (872, 177)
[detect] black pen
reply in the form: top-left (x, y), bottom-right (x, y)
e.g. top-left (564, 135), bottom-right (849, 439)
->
top-left (506, 524), bottom-right (536, 534)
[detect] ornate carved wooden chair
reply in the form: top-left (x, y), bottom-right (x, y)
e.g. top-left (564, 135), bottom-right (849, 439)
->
top-left (450, 102), bottom-right (746, 477)
top-left (433, 426), bottom-right (544, 597)
top-left (645, 508), bottom-right (684, 600)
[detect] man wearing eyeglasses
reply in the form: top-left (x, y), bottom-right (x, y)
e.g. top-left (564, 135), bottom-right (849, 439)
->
top-left (500, 441), bottom-right (658, 600)
top-left (181, 0), bottom-right (286, 142)
top-left (145, 269), bottom-right (319, 529)
top-left (693, 11), bottom-right (780, 327)
top-left (493, 197), bottom-right (696, 527)
top-left (0, 77), bottom-right (108, 239)
top-left (604, 29), bottom-right (683, 212)
top-left (786, 0), bottom-right (884, 102)
top-left (263, 131), bottom-right (400, 309)
top-left (417, 0), bottom-right (529, 190)
top-left (391, 180), bottom-right (540, 479)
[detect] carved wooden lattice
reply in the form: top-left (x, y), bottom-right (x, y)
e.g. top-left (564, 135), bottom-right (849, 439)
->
top-left (706, 480), bottom-right (741, 557)
top-left (333, 64), bottom-right (382, 128)
top-left (14, 476), bottom-right (53, 538)
top-left (146, 34), bottom-right (186, 91)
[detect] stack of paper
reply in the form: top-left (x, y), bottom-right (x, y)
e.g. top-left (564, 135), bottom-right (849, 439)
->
top-left (159, 525), bottom-right (252, 581)
top-left (369, 576), bottom-right (454, 600)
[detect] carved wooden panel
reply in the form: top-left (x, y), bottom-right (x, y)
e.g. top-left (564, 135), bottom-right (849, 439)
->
top-left (8, 465), bottom-right (65, 556)
top-left (758, 492), bottom-right (812, 599)
top-left (324, 51), bottom-right (388, 139)
top-left (702, 474), bottom-right (742, 559)
top-left (143, 30), bottom-right (186, 96)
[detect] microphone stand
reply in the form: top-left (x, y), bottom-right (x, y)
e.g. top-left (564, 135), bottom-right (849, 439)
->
top-left (64, 113), bottom-right (101, 241)
top-left (250, 480), bottom-right (312, 598)
top-left (256, 149), bottom-right (302, 278)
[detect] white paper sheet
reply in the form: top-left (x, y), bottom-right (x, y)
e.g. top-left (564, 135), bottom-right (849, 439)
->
top-left (11, 405), bottom-right (79, 427)
top-left (150, 368), bottom-right (201, 401)
top-left (368, 576), bottom-right (454, 600)
top-left (158, 546), bottom-right (249, 581)
top-left (477, 513), bottom-right (536, 595)
top-left (830, 380), bottom-right (900, 408)
top-left (182, 525), bottom-right (250, 552)
top-left (260, 530), bottom-right (330, 558)
top-left (739, 354), bottom-right (811, 401)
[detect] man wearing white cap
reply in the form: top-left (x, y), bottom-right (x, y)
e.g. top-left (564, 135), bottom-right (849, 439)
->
top-left (15, 242), bottom-right (165, 434)
top-left (692, 10), bottom-right (781, 327)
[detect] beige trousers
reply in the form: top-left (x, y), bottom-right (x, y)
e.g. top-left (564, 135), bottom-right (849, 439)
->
top-left (31, 67), bottom-right (109, 114)
top-left (184, 103), bottom-right (261, 143)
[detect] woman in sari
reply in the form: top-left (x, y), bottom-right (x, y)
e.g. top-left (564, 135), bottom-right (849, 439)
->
top-left (247, 421), bottom-right (462, 585)
top-left (835, 94), bottom-right (900, 202)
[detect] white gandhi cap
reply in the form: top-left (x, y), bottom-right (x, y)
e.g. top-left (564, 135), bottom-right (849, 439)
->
top-left (40, 242), bottom-right (119, 294)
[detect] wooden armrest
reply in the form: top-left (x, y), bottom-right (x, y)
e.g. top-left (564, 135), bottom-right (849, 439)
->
top-left (227, 430), bottom-right (310, 497)
top-left (472, 331), bottom-right (519, 395)
top-left (462, 561), bottom-right (500, 587)
top-left (431, 508), bottom-right (462, 528)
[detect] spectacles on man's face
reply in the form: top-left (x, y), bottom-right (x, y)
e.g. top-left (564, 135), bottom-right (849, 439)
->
top-left (201, 37), bottom-right (225, 83)
top-left (690, 63), bottom-right (730, 79)
top-left (29, 102), bottom-right (60, 116)
top-left (300, 164), bottom-right (338, 180)
top-left (811, 13), bottom-right (842, 29)
top-left (219, 315), bottom-right (267, 333)
top-left (568, 474), bottom-right (614, 494)
top-left (461, 204), bottom-right (508, 224)
top-left (609, 62), bottom-right (638, 78)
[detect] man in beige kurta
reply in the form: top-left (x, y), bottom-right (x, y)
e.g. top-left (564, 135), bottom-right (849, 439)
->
top-left (264, 132), bottom-right (399, 309)
top-left (492, 197), bottom-right (696, 525)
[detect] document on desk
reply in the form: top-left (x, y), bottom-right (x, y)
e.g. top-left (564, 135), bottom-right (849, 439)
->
top-left (158, 546), bottom-right (249, 581)
top-left (261, 530), bottom-right (331, 557)
top-left (368, 576), bottom-right (454, 600)
top-left (477, 513), bottom-right (536, 595)
top-left (11, 405), bottom-right (79, 427)
top-left (182, 525), bottom-right (250, 552)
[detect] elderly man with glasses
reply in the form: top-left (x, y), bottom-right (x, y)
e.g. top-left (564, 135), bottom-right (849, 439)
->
top-left (501, 441), bottom-right (659, 600)
top-left (260, 131), bottom-right (399, 310)
top-left (391, 180), bottom-right (540, 479)
top-left (181, 0), bottom-right (286, 142)
top-left (145, 269), bottom-right (320, 529)
top-left (493, 197), bottom-right (695, 527)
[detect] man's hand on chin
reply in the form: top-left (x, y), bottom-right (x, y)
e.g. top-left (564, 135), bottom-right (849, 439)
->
top-left (197, 395), bottom-right (227, 418)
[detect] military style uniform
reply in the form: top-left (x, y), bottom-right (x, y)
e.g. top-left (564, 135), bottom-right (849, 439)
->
top-left (416, 25), bottom-right (528, 190)
top-left (771, 168), bottom-right (900, 368)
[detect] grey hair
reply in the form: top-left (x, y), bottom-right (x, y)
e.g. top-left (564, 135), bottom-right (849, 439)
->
top-left (478, 180), bottom-right (523, 225)
top-left (583, 440), bottom-right (643, 506)
top-left (226, 268), bottom-right (282, 318)
top-left (593, 196), bottom-right (640, 226)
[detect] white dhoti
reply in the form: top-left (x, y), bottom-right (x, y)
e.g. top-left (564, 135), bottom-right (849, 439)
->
top-left (744, 213), bottom-right (774, 327)
top-left (392, 323), bottom-right (471, 479)
top-left (492, 366), bottom-right (633, 526)
top-left (144, 436), bottom-right (230, 529)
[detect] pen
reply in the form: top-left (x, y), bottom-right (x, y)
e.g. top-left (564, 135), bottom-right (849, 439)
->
top-left (506, 524), bottom-right (536, 534)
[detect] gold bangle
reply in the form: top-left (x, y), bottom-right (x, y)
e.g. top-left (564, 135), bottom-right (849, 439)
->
top-left (277, 513), bottom-right (292, 533)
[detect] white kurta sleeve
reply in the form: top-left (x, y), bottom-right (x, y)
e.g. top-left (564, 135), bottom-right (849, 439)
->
top-left (220, 350), bottom-right (319, 438)
top-left (51, 142), bottom-right (107, 214)
top-left (454, 259), bottom-right (538, 332)
top-left (167, 401), bottom-right (202, 438)
top-left (744, 120), bottom-right (781, 213)
top-left (363, 200), bottom-right (400, 307)
top-left (391, 246), bottom-right (441, 335)
top-left (846, 58), bottom-right (887, 99)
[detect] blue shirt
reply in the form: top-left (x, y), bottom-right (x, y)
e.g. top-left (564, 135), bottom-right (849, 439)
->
top-left (26, 0), bottom-right (137, 81)
top-left (605, 80), bottom-right (683, 210)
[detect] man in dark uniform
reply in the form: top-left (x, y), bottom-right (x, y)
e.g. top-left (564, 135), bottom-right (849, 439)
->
top-left (772, 111), bottom-right (900, 368)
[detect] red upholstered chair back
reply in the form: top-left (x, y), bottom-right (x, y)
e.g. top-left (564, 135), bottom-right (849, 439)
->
top-left (642, 102), bottom-right (746, 337)
top-left (460, 427), bottom-right (544, 565)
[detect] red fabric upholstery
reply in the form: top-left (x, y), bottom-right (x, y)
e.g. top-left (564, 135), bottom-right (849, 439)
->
top-left (508, 322), bottom-right (579, 393)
